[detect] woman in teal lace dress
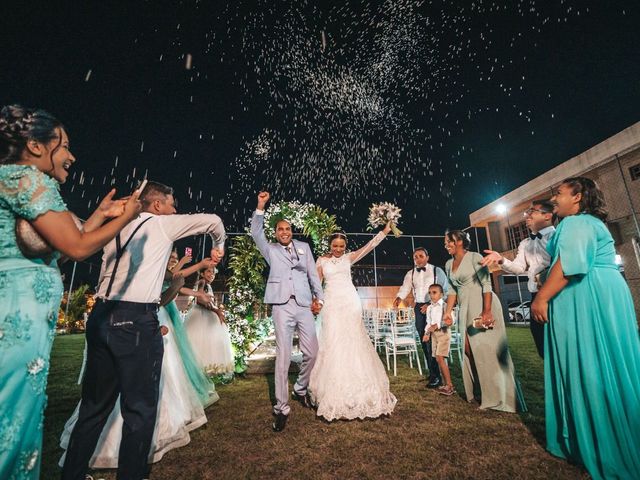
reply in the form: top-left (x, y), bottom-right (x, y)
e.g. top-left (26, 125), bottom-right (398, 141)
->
top-left (0, 105), bottom-right (140, 479)
top-left (532, 177), bottom-right (640, 479)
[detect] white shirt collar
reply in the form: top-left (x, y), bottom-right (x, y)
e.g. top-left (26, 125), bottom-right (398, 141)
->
top-left (538, 225), bottom-right (555, 236)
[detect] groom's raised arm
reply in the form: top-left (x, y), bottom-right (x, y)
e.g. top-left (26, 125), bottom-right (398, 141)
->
top-left (250, 192), bottom-right (272, 264)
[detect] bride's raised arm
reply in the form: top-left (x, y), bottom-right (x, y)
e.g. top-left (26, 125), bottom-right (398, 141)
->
top-left (348, 222), bottom-right (391, 265)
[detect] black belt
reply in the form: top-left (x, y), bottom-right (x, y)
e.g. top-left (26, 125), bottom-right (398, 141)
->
top-left (95, 298), bottom-right (159, 312)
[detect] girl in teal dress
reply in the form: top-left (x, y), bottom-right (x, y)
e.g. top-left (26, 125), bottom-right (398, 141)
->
top-left (165, 250), bottom-right (219, 405)
top-left (532, 177), bottom-right (640, 479)
top-left (0, 105), bottom-right (140, 479)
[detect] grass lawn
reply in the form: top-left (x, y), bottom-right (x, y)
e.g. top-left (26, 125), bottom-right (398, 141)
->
top-left (42, 326), bottom-right (587, 479)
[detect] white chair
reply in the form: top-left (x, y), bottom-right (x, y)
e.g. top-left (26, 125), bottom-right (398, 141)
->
top-left (385, 311), bottom-right (423, 377)
top-left (362, 308), bottom-right (375, 336)
top-left (370, 308), bottom-right (392, 352)
top-left (448, 307), bottom-right (463, 365)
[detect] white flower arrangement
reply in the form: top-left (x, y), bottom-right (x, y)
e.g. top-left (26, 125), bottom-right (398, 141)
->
top-left (367, 202), bottom-right (403, 237)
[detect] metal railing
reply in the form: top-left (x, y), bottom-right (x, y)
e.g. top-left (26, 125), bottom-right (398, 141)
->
top-left (60, 227), bottom-right (489, 309)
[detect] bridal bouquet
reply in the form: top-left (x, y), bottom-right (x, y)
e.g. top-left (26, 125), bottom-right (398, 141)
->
top-left (367, 202), bottom-right (402, 237)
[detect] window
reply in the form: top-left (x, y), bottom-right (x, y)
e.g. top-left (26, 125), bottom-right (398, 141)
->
top-left (630, 163), bottom-right (640, 181)
top-left (505, 220), bottom-right (528, 250)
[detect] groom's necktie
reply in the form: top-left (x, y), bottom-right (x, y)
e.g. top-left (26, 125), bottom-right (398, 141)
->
top-left (416, 267), bottom-right (426, 272)
top-left (285, 245), bottom-right (294, 261)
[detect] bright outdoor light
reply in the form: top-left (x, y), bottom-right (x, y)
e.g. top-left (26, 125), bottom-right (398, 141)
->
top-left (496, 203), bottom-right (507, 215)
top-left (615, 254), bottom-right (623, 265)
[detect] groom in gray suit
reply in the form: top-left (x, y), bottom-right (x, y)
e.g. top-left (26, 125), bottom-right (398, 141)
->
top-left (251, 192), bottom-right (324, 432)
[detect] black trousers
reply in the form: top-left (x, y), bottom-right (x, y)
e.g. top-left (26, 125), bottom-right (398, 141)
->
top-left (61, 300), bottom-right (164, 480)
top-left (414, 303), bottom-right (440, 383)
top-left (530, 292), bottom-right (545, 358)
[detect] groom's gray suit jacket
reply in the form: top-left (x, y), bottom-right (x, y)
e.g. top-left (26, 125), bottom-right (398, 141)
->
top-left (250, 212), bottom-right (324, 307)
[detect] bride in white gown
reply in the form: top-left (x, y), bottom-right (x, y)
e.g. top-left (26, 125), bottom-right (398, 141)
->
top-left (309, 223), bottom-right (397, 421)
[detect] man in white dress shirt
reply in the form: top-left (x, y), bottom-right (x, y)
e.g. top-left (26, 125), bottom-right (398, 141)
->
top-left (62, 181), bottom-right (226, 480)
top-left (481, 199), bottom-right (555, 358)
top-left (393, 248), bottom-right (449, 388)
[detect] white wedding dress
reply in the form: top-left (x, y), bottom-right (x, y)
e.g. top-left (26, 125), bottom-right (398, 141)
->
top-left (309, 231), bottom-right (397, 421)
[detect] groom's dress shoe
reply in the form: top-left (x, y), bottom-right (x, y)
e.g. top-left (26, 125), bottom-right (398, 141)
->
top-left (272, 413), bottom-right (288, 432)
top-left (292, 391), bottom-right (313, 409)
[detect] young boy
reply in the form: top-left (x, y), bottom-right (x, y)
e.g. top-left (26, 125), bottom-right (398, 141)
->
top-left (423, 284), bottom-right (455, 396)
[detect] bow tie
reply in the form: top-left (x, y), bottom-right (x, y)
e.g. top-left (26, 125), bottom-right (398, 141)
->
top-left (416, 267), bottom-right (426, 272)
top-left (529, 233), bottom-right (542, 240)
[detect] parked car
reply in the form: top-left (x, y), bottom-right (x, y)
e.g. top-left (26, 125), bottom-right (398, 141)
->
top-left (508, 301), bottom-right (531, 322)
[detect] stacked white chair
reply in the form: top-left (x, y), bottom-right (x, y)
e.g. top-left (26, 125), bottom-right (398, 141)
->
top-left (448, 307), bottom-right (462, 365)
top-left (385, 309), bottom-right (423, 376)
top-left (362, 308), bottom-right (376, 342)
top-left (372, 308), bottom-right (392, 352)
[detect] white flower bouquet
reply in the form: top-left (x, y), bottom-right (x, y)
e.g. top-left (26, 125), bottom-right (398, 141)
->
top-left (367, 202), bottom-right (403, 237)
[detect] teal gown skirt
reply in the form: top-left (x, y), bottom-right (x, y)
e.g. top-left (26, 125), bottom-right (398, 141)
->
top-left (0, 263), bottom-right (63, 479)
top-left (546, 214), bottom-right (640, 479)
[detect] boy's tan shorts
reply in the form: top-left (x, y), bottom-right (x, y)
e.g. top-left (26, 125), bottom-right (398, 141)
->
top-left (431, 329), bottom-right (452, 357)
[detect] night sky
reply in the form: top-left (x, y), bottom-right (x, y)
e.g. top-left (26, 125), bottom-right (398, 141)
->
top-left (2, 0), bottom-right (639, 283)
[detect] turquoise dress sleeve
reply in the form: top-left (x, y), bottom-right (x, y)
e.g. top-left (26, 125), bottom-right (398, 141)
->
top-left (549, 215), bottom-right (597, 276)
top-left (0, 165), bottom-right (67, 219)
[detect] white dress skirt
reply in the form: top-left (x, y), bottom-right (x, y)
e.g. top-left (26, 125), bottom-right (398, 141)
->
top-left (309, 232), bottom-right (397, 421)
top-left (184, 285), bottom-right (235, 375)
top-left (59, 306), bottom-right (212, 468)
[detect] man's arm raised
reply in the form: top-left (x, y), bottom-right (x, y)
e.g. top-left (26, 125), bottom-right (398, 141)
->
top-left (250, 191), bottom-right (272, 263)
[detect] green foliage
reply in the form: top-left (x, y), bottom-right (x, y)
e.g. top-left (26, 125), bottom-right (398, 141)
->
top-left (59, 284), bottom-right (89, 333)
top-left (226, 235), bottom-right (270, 372)
top-left (302, 205), bottom-right (340, 253)
top-left (227, 235), bottom-right (267, 297)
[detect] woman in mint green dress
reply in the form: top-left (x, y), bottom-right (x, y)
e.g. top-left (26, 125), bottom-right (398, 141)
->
top-left (0, 105), bottom-right (140, 479)
top-left (532, 177), bottom-right (640, 479)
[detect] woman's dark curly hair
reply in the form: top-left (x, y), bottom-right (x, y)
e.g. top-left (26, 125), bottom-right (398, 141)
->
top-left (0, 104), bottom-right (64, 165)
top-left (562, 176), bottom-right (608, 222)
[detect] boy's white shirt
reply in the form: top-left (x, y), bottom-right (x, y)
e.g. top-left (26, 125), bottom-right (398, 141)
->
top-left (426, 298), bottom-right (445, 329)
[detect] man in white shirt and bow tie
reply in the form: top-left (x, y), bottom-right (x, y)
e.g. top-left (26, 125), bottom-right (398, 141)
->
top-left (481, 199), bottom-right (555, 358)
top-left (393, 248), bottom-right (449, 388)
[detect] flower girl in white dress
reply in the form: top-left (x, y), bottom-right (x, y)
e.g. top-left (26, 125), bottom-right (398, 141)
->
top-left (309, 223), bottom-right (397, 421)
top-left (185, 267), bottom-right (235, 375)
